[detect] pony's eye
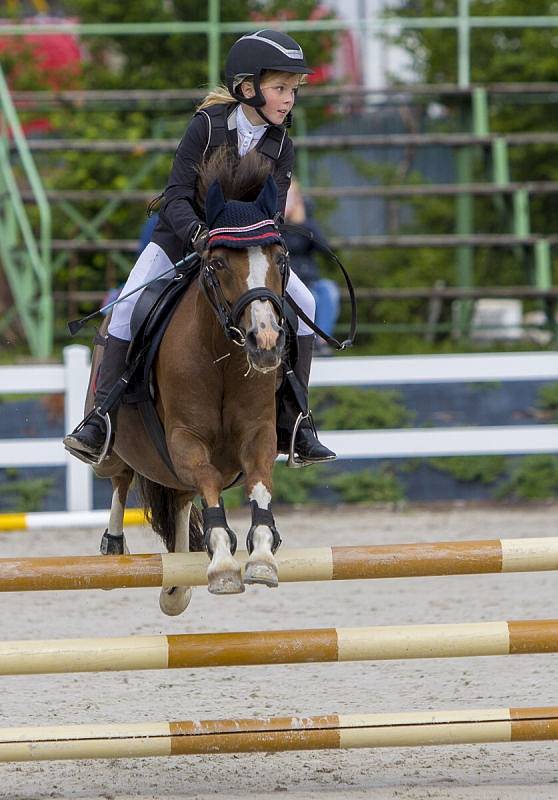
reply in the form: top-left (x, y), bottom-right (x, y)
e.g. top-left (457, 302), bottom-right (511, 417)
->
top-left (210, 257), bottom-right (227, 271)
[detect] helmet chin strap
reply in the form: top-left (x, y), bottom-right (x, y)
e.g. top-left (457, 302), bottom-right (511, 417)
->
top-left (237, 72), bottom-right (276, 127)
top-left (254, 106), bottom-right (274, 125)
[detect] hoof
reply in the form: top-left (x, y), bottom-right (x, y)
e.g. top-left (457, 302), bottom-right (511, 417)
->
top-left (244, 561), bottom-right (278, 588)
top-left (159, 586), bottom-right (192, 616)
top-left (100, 532), bottom-right (129, 590)
top-left (207, 568), bottom-right (245, 595)
top-left (100, 531), bottom-right (129, 556)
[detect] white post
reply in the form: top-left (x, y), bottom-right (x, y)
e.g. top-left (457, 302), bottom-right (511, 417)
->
top-left (63, 345), bottom-right (93, 512)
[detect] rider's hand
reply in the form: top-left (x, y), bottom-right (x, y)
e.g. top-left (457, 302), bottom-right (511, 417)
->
top-left (190, 223), bottom-right (210, 255)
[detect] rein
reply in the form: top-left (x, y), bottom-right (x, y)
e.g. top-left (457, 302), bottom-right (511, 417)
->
top-left (279, 222), bottom-right (357, 350)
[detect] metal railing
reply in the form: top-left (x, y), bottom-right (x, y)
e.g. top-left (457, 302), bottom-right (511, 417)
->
top-left (0, 64), bottom-right (52, 358)
top-left (3, 6), bottom-right (558, 350)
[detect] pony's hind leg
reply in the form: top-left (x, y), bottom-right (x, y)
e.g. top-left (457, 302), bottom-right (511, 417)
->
top-left (100, 468), bottom-right (134, 556)
top-left (159, 498), bottom-right (193, 616)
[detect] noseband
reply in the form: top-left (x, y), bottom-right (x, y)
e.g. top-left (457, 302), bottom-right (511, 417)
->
top-left (199, 249), bottom-right (290, 347)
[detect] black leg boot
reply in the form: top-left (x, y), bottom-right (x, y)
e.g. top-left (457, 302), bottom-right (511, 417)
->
top-left (277, 334), bottom-right (336, 464)
top-left (63, 334), bottom-right (130, 459)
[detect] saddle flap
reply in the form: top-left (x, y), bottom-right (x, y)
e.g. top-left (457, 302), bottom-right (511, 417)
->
top-left (129, 276), bottom-right (176, 341)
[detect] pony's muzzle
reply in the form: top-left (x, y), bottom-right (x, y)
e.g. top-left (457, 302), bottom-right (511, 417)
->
top-left (246, 326), bottom-right (285, 373)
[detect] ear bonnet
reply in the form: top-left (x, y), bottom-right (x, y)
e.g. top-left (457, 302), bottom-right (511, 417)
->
top-left (205, 174), bottom-right (283, 249)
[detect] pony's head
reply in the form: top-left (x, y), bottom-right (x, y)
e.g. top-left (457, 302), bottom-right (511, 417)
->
top-left (196, 149), bottom-right (287, 373)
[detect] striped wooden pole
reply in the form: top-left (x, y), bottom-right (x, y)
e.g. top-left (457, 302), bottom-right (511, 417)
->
top-left (0, 509), bottom-right (146, 532)
top-left (2, 536), bottom-right (558, 592)
top-left (1, 619), bottom-right (557, 676)
top-left (1, 706), bottom-right (557, 762)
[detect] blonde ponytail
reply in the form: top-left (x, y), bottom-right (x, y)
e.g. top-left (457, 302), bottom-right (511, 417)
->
top-left (197, 85), bottom-right (235, 110)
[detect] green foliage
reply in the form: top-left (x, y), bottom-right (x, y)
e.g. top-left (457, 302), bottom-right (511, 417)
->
top-left (221, 463), bottom-right (324, 506)
top-left (331, 467), bottom-right (405, 505)
top-left (271, 463), bottom-right (324, 504)
top-left (311, 387), bottom-right (414, 430)
top-left (496, 455), bottom-right (558, 500)
top-left (427, 455), bottom-right (507, 484)
top-left (537, 383), bottom-right (558, 421)
top-left (222, 484), bottom-right (244, 509)
top-left (0, 470), bottom-right (55, 512)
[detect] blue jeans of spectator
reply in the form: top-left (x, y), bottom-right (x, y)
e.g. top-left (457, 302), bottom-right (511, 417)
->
top-left (310, 278), bottom-right (340, 338)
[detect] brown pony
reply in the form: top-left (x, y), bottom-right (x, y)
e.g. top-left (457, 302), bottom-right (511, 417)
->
top-left (90, 150), bottom-right (288, 614)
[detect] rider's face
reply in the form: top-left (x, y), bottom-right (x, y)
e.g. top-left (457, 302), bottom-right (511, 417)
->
top-left (241, 72), bottom-right (300, 125)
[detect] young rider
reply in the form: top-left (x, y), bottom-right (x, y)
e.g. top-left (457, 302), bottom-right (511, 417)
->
top-left (64, 29), bottom-right (336, 465)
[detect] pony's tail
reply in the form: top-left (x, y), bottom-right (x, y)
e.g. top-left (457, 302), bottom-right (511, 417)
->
top-left (134, 476), bottom-right (204, 552)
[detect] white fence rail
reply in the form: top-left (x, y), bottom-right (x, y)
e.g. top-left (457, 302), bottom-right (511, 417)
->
top-left (0, 346), bottom-right (557, 512)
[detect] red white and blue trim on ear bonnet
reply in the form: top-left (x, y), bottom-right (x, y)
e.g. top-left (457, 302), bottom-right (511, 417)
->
top-left (205, 174), bottom-right (283, 249)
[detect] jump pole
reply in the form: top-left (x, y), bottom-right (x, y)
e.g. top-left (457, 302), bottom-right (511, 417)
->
top-left (2, 706), bottom-right (557, 762)
top-left (2, 536), bottom-right (558, 592)
top-left (1, 619), bottom-right (557, 675)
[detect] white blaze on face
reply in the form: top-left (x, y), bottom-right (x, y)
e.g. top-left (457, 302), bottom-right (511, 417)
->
top-left (247, 248), bottom-right (279, 350)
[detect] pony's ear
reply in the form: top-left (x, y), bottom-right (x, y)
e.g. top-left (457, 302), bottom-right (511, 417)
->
top-left (256, 174), bottom-right (279, 218)
top-left (205, 179), bottom-right (227, 228)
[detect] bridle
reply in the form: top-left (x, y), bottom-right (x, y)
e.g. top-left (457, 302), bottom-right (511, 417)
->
top-left (198, 245), bottom-right (290, 347)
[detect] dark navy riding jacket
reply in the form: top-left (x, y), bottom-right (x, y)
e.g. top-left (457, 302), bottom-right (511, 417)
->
top-left (151, 102), bottom-right (295, 264)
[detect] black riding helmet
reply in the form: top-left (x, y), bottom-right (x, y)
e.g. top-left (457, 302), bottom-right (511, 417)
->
top-left (226, 29), bottom-right (313, 116)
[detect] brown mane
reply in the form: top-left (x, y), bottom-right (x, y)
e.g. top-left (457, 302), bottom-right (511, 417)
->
top-left (196, 147), bottom-right (272, 206)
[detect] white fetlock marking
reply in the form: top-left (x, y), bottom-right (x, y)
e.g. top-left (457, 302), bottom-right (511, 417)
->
top-left (248, 482), bottom-right (275, 565)
top-left (207, 526), bottom-right (243, 594)
top-left (249, 527), bottom-right (275, 564)
top-left (209, 528), bottom-right (238, 569)
top-left (249, 481), bottom-right (271, 508)
top-left (245, 527), bottom-right (278, 587)
top-left (108, 488), bottom-right (125, 536)
top-left (246, 483), bottom-right (278, 587)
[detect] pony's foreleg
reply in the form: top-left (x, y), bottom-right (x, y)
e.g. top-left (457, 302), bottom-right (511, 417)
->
top-left (202, 492), bottom-right (244, 595)
top-left (241, 431), bottom-right (281, 588)
top-left (100, 469), bottom-right (134, 556)
top-left (169, 433), bottom-right (243, 595)
top-left (244, 482), bottom-right (281, 588)
top-left (159, 499), bottom-right (193, 615)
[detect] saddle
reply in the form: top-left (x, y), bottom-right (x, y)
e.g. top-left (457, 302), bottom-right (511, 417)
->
top-left (118, 270), bottom-right (298, 478)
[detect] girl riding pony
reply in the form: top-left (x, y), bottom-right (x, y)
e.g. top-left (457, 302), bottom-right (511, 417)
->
top-left (64, 29), bottom-right (335, 466)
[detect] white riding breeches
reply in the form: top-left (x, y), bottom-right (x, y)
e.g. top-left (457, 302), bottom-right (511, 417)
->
top-left (108, 243), bottom-right (175, 341)
top-left (108, 242), bottom-right (316, 341)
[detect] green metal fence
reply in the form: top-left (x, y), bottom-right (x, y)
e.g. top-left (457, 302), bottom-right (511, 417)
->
top-left (2, 2), bottom-right (558, 354)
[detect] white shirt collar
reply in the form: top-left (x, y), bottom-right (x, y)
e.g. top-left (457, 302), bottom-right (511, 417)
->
top-left (236, 105), bottom-right (268, 157)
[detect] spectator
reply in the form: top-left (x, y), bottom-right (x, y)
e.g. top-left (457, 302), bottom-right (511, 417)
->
top-left (283, 179), bottom-right (340, 355)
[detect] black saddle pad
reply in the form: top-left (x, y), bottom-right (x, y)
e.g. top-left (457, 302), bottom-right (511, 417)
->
top-left (122, 266), bottom-right (199, 476)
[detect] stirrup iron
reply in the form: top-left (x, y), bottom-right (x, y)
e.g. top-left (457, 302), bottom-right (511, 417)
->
top-left (286, 411), bottom-right (312, 469)
top-left (63, 408), bottom-right (113, 466)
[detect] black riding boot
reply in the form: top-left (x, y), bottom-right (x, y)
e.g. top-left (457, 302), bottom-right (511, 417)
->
top-left (277, 334), bottom-right (336, 464)
top-left (63, 334), bottom-right (129, 458)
